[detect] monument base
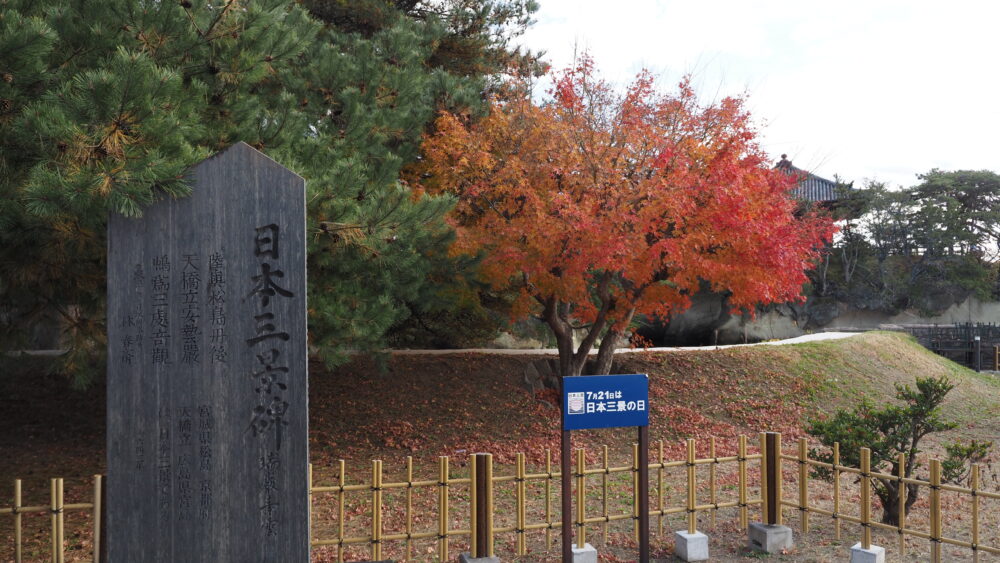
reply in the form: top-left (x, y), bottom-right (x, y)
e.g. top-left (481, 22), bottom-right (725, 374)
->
top-left (674, 530), bottom-right (709, 561)
top-left (571, 542), bottom-right (598, 563)
top-left (458, 554), bottom-right (500, 563)
top-left (748, 523), bottom-right (793, 553)
top-left (850, 542), bottom-right (886, 563)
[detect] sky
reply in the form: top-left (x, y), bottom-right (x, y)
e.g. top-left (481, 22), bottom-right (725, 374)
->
top-left (516, 0), bottom-right (1000, 189)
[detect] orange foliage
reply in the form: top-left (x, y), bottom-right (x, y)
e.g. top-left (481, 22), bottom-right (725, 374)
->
top-left (416, 56), bottom-right (835, 372)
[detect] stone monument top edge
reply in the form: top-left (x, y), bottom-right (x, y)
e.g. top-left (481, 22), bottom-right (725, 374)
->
top-left (194, 141), bottom-right (305, 183)
top-left (108, 142), bottom-right (304, 222)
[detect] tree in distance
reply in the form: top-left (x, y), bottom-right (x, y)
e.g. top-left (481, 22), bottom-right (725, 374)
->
top-left (415, 55), bottom-right (836, 378)
top-left (809, 169), bottom-right (1000, 315)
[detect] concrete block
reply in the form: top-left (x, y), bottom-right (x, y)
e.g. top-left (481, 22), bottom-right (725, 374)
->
top-left (571, 542), bottom-right (598, 563)
top-left (457, 554), bottom-right (500, 563)
top-left (850, 542), bottom-right (886, 563)
top-left (747, 522), bottom-right (793, 553)
top-left (673, 530), bottom-right (709, 561)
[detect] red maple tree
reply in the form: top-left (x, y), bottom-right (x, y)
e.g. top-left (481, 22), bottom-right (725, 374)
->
top-left (416, 56), bottom-right (835, 378)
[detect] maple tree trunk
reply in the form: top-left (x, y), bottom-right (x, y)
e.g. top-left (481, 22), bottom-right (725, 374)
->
top-left (593, 308), bottom-right (635, 375)
top-left (542, 289), bottom-right (617, 378)
top-left (543, 297), bottom-right (589, 378)
top-left (593, 331), bottom-right (619, 375)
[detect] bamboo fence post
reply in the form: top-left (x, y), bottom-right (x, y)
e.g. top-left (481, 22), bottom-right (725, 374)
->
top-left (657, 440), bottom-right (665, 536)
top-left (798, 437), bottom-right (809, 533)
top-left (406, 456), bottom-right (413, 561)
top-left (470, 454), bottom-right (478, 557)
top-left (898, 453), bottom-right (906, 558)
top-left (686, 439), bottom-right (696, 535)
top-left (833, 443), bottom-right (841, 541)
top-left (930, 458), bottom-right (942, 563)
top-left (738, 436), bottom-right (748, 530)
top-left (860, 448), bottom-right (871, 550)
top-left (371, 460), bottom-right (383, 561)
top-left (308, 464), bottom-right (313, 547)
top-left (602, 445), bottom-right (609, 545)
top-left (762, 432), bottom-right (782, 526)
top-left (517, 452), bottom-right (526, 556)
top-left (58, 478), bottom-right (65, 563)
top-left (93, 474), bottom-right (102, 563)
top-left (50, 478), bottom-right (58, 563)
top-left (631, 442), bottom-right (639, 542)
top-left (971, 464), bottom-right (980, 563)
top-left (337, 460), bottom-right (345, 563)
top-left (470, 452), bottom-right (495, 557)
top-left (709, 436), bottom-right (717, 529)
top-left (545, 449), bottom-right (552, 549)
top-left (772, 433), bottom-right (782, 526)
top-left (577, 448), bottom-right (586, 549)
top-left (439, 456), bottom-right (450, 561)
top-left (485, 454), bottom-right (494, 557)
top-left (14, 479), bottom-right (22, 563)
top-left (758, 433), bottom-right (768, 523)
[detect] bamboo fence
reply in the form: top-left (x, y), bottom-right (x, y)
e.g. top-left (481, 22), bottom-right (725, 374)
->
top-left (1, 476), bottom-right (102, 563)
top-left (4, 433), bottom-right (999, 562)
top-left (774, 433), bottom-right (1000, 562)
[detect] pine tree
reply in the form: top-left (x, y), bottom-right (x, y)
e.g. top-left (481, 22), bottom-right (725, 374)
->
top-left (302, 1), bottom-right (542, 355)
top-left (0, 0), bottom-right (537, 384)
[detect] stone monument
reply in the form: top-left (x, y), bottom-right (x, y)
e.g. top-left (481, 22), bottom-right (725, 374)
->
top-left (105, 143), bottom-right (308, 562)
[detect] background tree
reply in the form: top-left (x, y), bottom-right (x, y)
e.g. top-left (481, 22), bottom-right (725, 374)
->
top-left (808, 177), bottom-right (861, 296)
top-left (0, 0), bottom-right (539, 384)
top-left (416, 57), bottom-right (835, 378)
top-left (809, 171), bottom-right (1000, 315)
top-left (808, 376), bottom-right (991, 526)
top-left (909, 169), bottom-right (1000, 258)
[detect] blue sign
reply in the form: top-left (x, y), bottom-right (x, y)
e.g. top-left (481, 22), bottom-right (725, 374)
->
top-left (562, 374), bottom-right (649, 430)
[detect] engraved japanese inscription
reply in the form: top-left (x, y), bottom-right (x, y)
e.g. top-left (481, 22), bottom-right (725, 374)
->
top-left (106, 143), bottom-right (308, 562)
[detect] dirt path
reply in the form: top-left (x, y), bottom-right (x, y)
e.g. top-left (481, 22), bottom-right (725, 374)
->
top-left (390, 331), bottom-right (862, 355)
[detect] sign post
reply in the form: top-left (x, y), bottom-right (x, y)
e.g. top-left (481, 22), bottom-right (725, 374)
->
top-left (560, 374), bottom-right (650, 562)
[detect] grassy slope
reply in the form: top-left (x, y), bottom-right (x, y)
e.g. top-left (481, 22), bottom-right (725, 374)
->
top-left (3, 331), bottom-right (998, 486)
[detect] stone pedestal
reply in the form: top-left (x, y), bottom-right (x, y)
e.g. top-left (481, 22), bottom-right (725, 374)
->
top-left (571, 543), bottom-right (598, 563)
top-left (458, 554), bottom-right (500, 563)
top-left (673, 530), bottom-right (709, 561)
top-left (850, 543), bottom-right (886, 563)
top-left (748, 523), bottom-right (793, 553)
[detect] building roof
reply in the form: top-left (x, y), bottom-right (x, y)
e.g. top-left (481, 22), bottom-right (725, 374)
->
top-left (775, 155), bottom-right (840, 202)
